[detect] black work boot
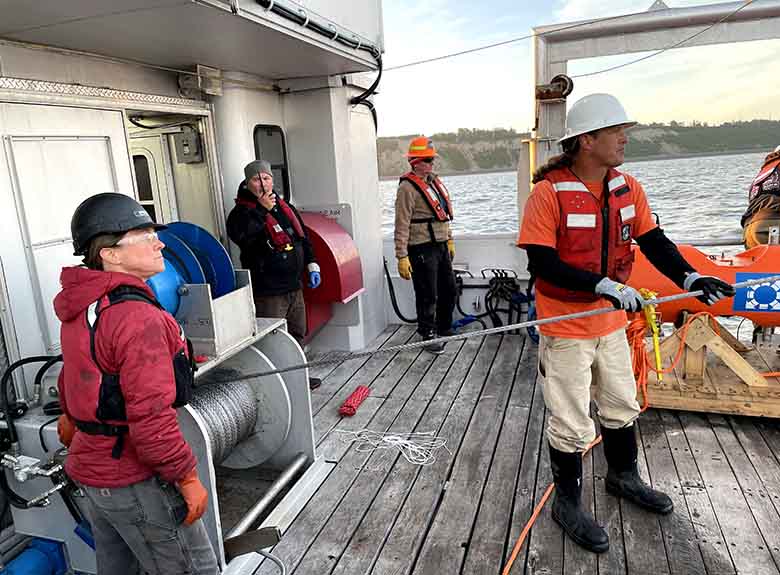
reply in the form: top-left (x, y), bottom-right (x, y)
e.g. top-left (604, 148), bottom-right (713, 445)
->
top-left (601, 425), bottom-right (673, 514)
top-left (549, 444), bottom-right (609, 553)
top-left (422, 332), bottom-right (445, 355)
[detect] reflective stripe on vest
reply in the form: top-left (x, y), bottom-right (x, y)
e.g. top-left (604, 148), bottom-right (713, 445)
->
top-left (534, 167), bottom-right (636, 303)
top-left (400, 171), bottom-right (453, 222)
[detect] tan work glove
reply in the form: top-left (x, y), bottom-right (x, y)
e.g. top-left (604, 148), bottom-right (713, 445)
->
top-left (176, 468), bottom-right (208, 525)
top-left (397, 257), bottom-right (412, 280)
top-left (447, 239), bottom-right (455, 260)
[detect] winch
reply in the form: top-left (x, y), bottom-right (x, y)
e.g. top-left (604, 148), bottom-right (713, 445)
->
top-left (0, 222), bottom-right (326, 574)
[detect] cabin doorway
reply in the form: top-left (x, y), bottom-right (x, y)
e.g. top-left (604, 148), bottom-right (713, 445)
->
top-left (127, 113), bottom-right (220, 237)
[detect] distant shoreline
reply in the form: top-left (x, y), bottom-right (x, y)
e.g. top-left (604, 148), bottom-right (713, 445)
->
top-left (378, 147), bottom-right (767, 181)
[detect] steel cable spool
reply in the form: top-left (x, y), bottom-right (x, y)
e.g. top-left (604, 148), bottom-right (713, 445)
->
top-left (188, 380), bottom-right (258, 463)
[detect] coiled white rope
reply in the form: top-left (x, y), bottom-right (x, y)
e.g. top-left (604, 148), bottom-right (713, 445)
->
top-left (335, 430), bottom-right (450, 466)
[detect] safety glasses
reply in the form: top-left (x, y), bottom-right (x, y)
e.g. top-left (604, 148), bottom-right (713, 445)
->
top-left (115, 230), bottom-right (159, 247)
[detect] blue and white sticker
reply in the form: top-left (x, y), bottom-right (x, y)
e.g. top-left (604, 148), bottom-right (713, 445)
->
top-left (734, 272), bottom-right (780, 312)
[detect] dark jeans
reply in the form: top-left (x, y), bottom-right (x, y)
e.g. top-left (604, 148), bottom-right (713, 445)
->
top-left (254, 289), bottom-right (307, 343)
top-left (79, 477), bottom-right (219, 575)
top-left (408, 241), bottom-right (456, 337)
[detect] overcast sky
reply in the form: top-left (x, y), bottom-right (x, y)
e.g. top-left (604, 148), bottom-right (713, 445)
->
top-left (374, 0), bottom-right (780, 136)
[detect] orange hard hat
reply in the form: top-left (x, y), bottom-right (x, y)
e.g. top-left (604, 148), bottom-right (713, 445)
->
top-left (406, 136), bottom-right (437, 159)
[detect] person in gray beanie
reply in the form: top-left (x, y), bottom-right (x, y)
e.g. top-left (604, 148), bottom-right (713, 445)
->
top-left (227, 160), bottom-right (322, 389)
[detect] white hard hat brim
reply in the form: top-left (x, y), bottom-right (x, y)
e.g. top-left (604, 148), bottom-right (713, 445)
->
top-left (557, 120), bottom-right (638, 145)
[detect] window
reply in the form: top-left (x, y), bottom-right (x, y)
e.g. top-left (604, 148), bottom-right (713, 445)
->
top-left (133, 154), bottom-right (157, 222)
top-left (253, 125), bottom-right (290, 201)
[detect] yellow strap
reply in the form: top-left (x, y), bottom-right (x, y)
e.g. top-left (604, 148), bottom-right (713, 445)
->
top-left (640, 288), bottom-right (663, 382)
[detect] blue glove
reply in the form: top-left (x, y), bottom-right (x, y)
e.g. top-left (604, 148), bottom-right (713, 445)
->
top-left (309, 271), bottom-right (321, 289)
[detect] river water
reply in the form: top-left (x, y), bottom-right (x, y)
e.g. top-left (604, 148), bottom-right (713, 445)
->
top-left (381, 151), bottom-right (770, 339)
top-left (381, 151), bottom-right (765, 241)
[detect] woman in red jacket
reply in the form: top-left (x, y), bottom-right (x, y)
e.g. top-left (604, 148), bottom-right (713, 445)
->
top-left (55, 193), bottom-right (218, 574)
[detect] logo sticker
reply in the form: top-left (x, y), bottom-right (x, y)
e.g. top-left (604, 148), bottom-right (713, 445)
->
top-left (733, 272), bottom-right (780, 311)
top-left (621, 224), bottom-right (631, 242)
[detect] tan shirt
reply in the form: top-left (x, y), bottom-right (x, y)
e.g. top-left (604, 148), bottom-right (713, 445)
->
top-left (394, 177), bottom-right (452, 259)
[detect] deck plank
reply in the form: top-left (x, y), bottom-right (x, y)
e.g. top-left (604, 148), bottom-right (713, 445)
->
top-left (730, 416), bottom-right (780, 519)
top-left (708, 414), bottom-right (780, 570)
top-left (460, 336), bottom-right (534, 575)
top-left (242, 326), bottom-right (780, 575)
top-left (369, 335), bottom-right (502, 575)
top-left (310, 325), bottom-right (415, 417)
top-left (326, 335), bottom-right (485, 575)
top-left (504, 361), bottom-right (546, 575)
top-left (639, 410), bottom-right (706, 575)
top-left (593, 421), bottom-right (627, 575)
top-left (659, 410), bottom-right (734, 575)
top-left (525, 414), bottom-right (564, 575)
top-left (290, 340), bottom-right (466, 574)
top-left (255, 332), bottom-right (428, 575)
top-left (411, 335), bottom-right (524, 575)
top-left (308, 324), bottom-right (399, 398)
top-left (313, 326), bottom-right (419, 443)
top-left (680, 412), bottom-right (779, 575)
top-left (619, 418), bottom-right (670, 575)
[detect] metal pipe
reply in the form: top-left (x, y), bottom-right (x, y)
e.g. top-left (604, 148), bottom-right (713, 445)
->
top-left (535, 0), bottom-right (780, 42)
top-left (226, 453), bottom-right (308, 538)
top-left (669, 236), bottom-right (744, 247)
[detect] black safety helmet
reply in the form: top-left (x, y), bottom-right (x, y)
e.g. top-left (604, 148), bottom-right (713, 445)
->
top-left (71, 193), bottom-right (166, 255)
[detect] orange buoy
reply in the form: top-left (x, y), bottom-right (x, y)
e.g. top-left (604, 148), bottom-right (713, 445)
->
top-left (627, 244), bottom-right (780, 327)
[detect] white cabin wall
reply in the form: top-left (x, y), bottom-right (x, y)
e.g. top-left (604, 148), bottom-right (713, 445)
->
top-left (0, 41), bottom-right (180, 98)
top-left (211, 76), bottom-right (284, 261)
top-left (283, 84), bottom-right (385, 350)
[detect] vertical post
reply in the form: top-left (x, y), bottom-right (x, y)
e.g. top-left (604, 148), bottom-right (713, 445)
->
top-left (519, 33), bottom-right (568, 229)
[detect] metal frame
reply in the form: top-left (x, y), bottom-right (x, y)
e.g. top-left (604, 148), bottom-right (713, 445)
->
top-left (519, 0), bottom-right (780, 217)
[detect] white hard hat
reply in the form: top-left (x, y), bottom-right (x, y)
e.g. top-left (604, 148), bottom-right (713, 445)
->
top-left (775, 145), bottom-right (780, 153)
top-left (558, 93), bottom-right (637, 144)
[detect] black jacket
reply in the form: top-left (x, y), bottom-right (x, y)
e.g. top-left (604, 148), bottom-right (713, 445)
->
top-left (226, 183), bottom-right (317, 296)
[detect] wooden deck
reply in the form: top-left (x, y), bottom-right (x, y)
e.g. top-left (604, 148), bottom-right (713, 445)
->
top-left (252, 324), bottom-right (780, 575)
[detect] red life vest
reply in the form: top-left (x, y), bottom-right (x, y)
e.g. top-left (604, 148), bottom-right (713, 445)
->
top-left (534, 167), bottom-right (636, 303)
top-left (749, 157), bottom-right (780, 201)
top-left (235, 196), bottom-right (306, 250)
top-left (400, 171), bottom-right (453, 222)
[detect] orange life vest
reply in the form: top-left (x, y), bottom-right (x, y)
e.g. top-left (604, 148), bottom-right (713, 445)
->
top-left (400, 171), bottom-right (453, 222)
top-left (534, 167), bottom-right (636, 303)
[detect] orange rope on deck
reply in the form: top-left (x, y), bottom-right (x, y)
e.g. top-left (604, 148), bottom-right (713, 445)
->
top-left (502, 309), bottom-right (716, 575)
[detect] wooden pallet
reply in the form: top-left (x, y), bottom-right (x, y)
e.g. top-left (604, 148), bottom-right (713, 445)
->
top-left (643, 315), bottom-right (780, 417)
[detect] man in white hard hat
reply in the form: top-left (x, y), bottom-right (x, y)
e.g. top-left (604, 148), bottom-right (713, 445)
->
top-left (517, 93), bottom-right (734, 553)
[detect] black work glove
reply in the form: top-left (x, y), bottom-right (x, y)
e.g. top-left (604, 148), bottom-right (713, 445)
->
top-left (683, 272), bottom-right (735, 306)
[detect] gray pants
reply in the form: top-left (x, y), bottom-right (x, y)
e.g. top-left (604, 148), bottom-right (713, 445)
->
top-left (254, 289), bottom-right (307, 343)
top-left (80, 477), bottom-right (219, 575)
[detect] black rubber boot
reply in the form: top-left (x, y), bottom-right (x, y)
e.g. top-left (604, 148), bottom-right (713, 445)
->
top-left (549, 444), bottom-right (609, 553)
top-left (601, 425), bottom-right (674, 514)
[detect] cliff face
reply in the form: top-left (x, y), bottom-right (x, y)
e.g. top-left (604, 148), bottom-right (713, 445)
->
top-left (377, 121), bottom-right (780, 178)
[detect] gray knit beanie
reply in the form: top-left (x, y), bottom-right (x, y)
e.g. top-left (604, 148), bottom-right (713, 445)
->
top-left (244, 160), bottom-right (273, 182)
